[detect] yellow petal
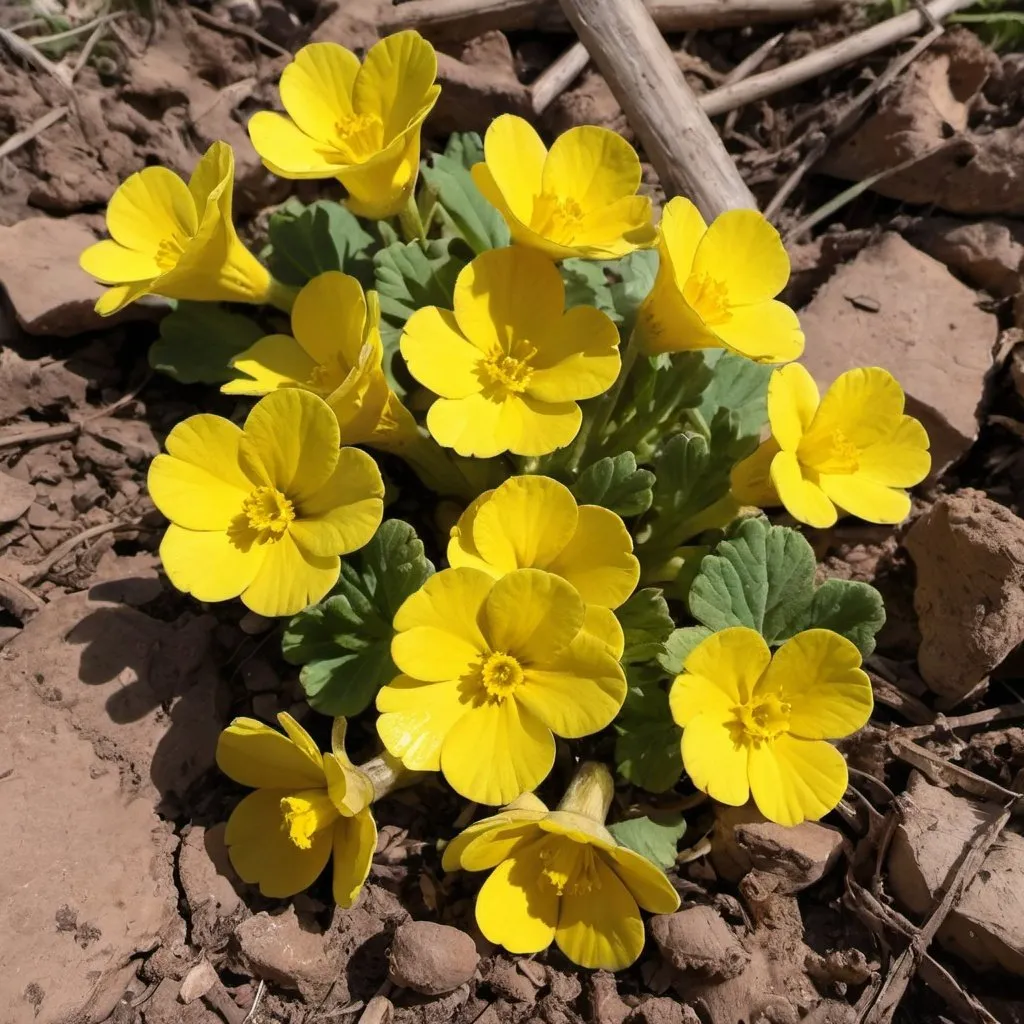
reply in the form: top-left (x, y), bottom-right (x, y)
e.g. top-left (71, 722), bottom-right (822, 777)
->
top-left (526, 306), bottom-right (621, 404)
top-left (79, 239), bottom-right (160, 284)
top-left (712, 299), bottom-right (805, 364)
top-left (571, 196), bottom-right (657, 257)
top-left (501, 394), bottom-right (583, 457)
top-left (818, 473), bottom-right (912, 525)
top-left (278, 710), bottom-right (326, 766)
top-left (223, 335), bottom-right (318, 396)
top-left (240, 532), bottom-right (340, 617)
top-left (401, 306), bottom-right (485, 399)
top-left (447, 491), bottom-right (501, 576)
top-left (748, 734), bottom-right (848, 826)
top-left (94, 282), bottom-right (152, 316)
top-left (337, 128), bottom-right (425, 218)
top-left (757, 629), bottom-right (873, 740)
top-left (517, 629), bottom-right (626, 738)
top-left (441, 699), bottom-right (555, 805)
top-left (803, 367), bottom-right (905, 453)
top-left (691, 209), bottom-right (790, 305)
top-left (471, 475), bottom-right (578, 574)
top-left (658, 196), bottom-right (708, 285)
top-left (376, 675), bottom-right (469, 771)
top-left (547, 505), bottom-right (639, 608)
top-left (159, 523), bottom-right (264, 603)
top-left (857, 415), bottom-right (931, 487)
top-left (768, 363), bottom-right (820, 451)
top-left (730, 438), bottom-right (782, 508)
top-left (292, 271), bottom-right (369, 368)
top-left (770, 450), bottom-right (837, 529)
top-left (225, 789), bottom-right (332, 897)
top-left (290, 447), bottom-right (384, 557)
top-left (483, 568), bottom-right (585, 663)
top-left (582, 604), bottom-right (625, 659)
top-left (239, 389), bottom-right (340, 503)
top-left (106, 166), bottom-right (197, 253)
top-left (674, 627), bottom-right (771, 720)
top-left (248, 110), bottom-right (344, 179)
top-left (453, 246), bottom-right (564, 359)
top-left (482, 115), bottom-right (547, 226)
top-left (332, 807), bottom-right (377, 908)
top-left (555, 852), bottom-right (645, 970)
top-left (392, 567), bottom-right (492, 678)
top-left (475, 839), bottom-right (558, 953)
top-left (353, 30), bottom-right (438, 143)
top-left (541, 125), bottom-right (642, 210)
top-left (425, 392), bottom-right (516, 459)
top-left (147, 414), bottom-right (252, 530)
top-left (459, 819), bottom-right (543, 871)
top-left (681, 712), bottom-right (750, 807)
top-left (281, 42), bottom-right (359, 141)
top-left (634, 257), bottom-right (717, 357)
top-left (216, 716), bottom-right (325, 789)
top-left (604, 847), bottom-right (680, 914)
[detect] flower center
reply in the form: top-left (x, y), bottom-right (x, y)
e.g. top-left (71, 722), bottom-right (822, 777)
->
top-left (242, 486), bottom-right (295, 537)
top-left (154, 235), bottom-right (186, 272)
top-left (332, 111), bottom-right (384, 161)
top-left (540, 837), bottom-right (599, 895)
top-left (730, 693), bottom-right (791, 746)
top-left (481, 354), bottom-right (533, 394)
top-left (280, 790), bottom-right (339, 850)
top-left (308, 359), bottom-right (349, 394)
top-left (684, 272), bottom-right (731, 325)
top-left (800, 428), bottom-right (861, 474)
top-left (481, 652), bottom-right (524, 699)
top-left (532, 192), bottom-right (586, 244)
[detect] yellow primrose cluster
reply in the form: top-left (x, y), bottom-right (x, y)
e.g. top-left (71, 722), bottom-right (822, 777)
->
top-left (78, 29), bottom-right (934, 974)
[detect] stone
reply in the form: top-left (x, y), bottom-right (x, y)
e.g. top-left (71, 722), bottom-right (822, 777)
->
top-left (629, 998), bottom-right (688, 1024)
top-left (0, 471), bottom-right (35, 523)
top-left (0, 218), bottom-right (118, 335)
top-left (649, 906), bottom-right (750, 980)
top-left (388, 920), bottom-right (480, 996)
top-left (907, 218), bottom-right (1024, 298)
top-left (711, 805), bottom-right (845, 892)
top-left (179, 960), bottom-right (219, 1004)
top-left (141, 977), bottom-right (221, 1024)
top-left (483, 957), bottom-right (539, 1004)
top-left (431, 48), bottom-right (531, 136)
top-left (888, 772), bottom-right (1024, 973)
top-left (588, 972), bottom-right (630, 1024)
top-left (905, 489), bottom-right (1024, 701)
top-left (178, 825), bottom-right (245, 950)
top-left (798, 233), bottom-right (999, 472)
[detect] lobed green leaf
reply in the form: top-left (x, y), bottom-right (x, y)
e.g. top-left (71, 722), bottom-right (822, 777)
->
top-left (571, 452), bottom-right (655, 518)
top-left (608, 812), bottom-right (687, 870)
top-left (149, 302), bottom-right (265, 385)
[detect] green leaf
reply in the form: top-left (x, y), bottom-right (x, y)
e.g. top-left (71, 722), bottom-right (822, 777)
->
top-left (571, 453), bottom-right (654, 518)
top-left (443, 130), bottom-right (486, 169)
top-left (422, 144), bottom-right (509, 255)
top-left (562, 259), bottom-right (616, 318)
top-left (658, 626), bottom-right (713, 675)
top-left (696, 351), bottom-right (772, 442)
top-left (374, 237), bottom-right (472, 335)
top-left (149, 302), bottom-right (265, 384)
top-left (266, 198), bottom-right (375, 288)
top-left (281, 521), bottom-right (435, 716)
top-left (616, 588), bottom-right (675, 664)
top-left (798, 578), bottom-right (886, 657)
top-left (608, 249), bottom-right (659, 328)
top-left (608, 813), bottom-right (687, 870)
top-left (614, 681), bottom-right (683, 793)
top-left (687, 518), bottom-right (885, 654)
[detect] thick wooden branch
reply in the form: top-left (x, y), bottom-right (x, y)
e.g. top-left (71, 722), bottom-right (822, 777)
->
top-left (556, 0), bottom-right (756, 218)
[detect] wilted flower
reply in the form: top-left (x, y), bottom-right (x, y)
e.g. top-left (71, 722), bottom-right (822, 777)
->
top-left (669, 627), bottom-right (873, 826)
top-left (80, 142), bottom-right (273, 315)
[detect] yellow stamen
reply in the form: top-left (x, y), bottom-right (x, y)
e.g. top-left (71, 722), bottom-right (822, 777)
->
top-left (280, 790), bottom-right (339, 850)
top-left (539, 837), bottom-right (600, 895)
top-left (242, 486), bottom-right (295, 537)
top-left (481, 354), bottom-right (533, 393)
top-left (800, 428), bottom-right (861, 474)
top-left (532, 192), bottom-right (586, 244)
top-left (481, 651), bottom-right (524, 699)
top-left (331, 111), bottom-right (384, 161)
top-left (684, 272), bottom-right (731, 326)
top-left (729, 693), bottom-right (791, 748)
top-left (154, 235), bottom-right (187, 272)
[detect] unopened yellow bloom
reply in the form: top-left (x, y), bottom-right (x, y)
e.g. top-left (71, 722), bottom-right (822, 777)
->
top-left (443, 764), bottom-right (679, 970)
top-left (248, 32), bottom-right (440, 219)
top-left (448, 475), bottom-right (638, 654)
top-left (636, 197), bottom-right (803, 363)
top-left (218, 714), bottom-right (377, 906)
top-left (80, 142), bottom-right (271, 315)
top-left (377, 568), bottom-right (627, 805)
top-left (223, 271), bottom-right (393, 446)
top-left (669, 627), bottom-right (873, 826)
top-left (472, 115), bottom-right (656, 260)
top-left (148, 389), bottom-right (384, 618)
top-left (731, 364), bottom-right (930, 528)
top-left (401, 246), bottom-right (620, 458)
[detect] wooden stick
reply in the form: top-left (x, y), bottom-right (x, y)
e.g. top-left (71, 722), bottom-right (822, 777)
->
top-left (699, 0), bottom-right (977, 117)
top-left (557, 0), bottom-right (756, 218)
top-left (0, 106), bottom-right (69, 161)
top-left (382, 0), bottom-right (862, 37)
top-left (531, 41), bottom-right (589, 115)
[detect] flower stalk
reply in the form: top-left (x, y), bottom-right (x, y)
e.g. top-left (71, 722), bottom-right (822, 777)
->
top-left (556, 761), bottom-right (615, 823)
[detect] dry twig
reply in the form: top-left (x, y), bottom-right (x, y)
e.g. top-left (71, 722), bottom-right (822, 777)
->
top-left (188, 7), bottom-right (291, 58)
top-left (531, 41), bottom-right (589, 114)
top-left (0, 106), bottom-right (69, 161)
top-left (14, 519), bottom-right (143, 587)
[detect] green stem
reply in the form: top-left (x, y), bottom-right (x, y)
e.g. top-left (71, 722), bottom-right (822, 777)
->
top-left (360, 752), bottom-right (425, 802)
top-left (398, 192), bottom-right (427, 245)
top-left (265, 277), bottom-right (299, 314)
top-left (556, 761), bottom-right (615, 824)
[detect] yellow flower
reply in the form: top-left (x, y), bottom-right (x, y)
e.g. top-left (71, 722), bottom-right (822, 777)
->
top-left (80, 142), bottom-right (272, 316)
top-left (443, 763), bottom-right (679, 970)
top-left (447, 475), bottom-right (638, 654)
top-left (217, 714), bottom-right (377, 906)
top-left (147, 388), bottom-right (384, 618)
top-left (222, 271), bottom-right (392, 446)
top-left (635, 197), bottom-right (803, 363)
top-left (400, 246), bottom-right (621, 458)
top-left (669, 627), bottom-right (873, 826)
top-left (248, 32), bottom-right (440, 219)
top-left (471, 115), bottom-right (656, 260)
top-left (731, 364), bottom-right (931, 528)
top-left (376, 568), bottom-right (627, 805)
